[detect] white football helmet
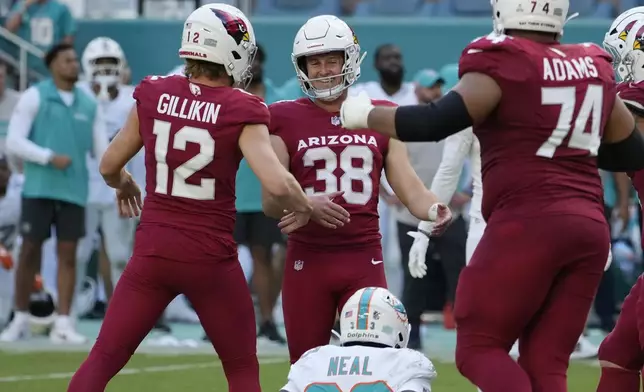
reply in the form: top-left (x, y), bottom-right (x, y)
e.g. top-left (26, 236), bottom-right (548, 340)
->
top-left (179, 3), bottom-right (256, 88)
top-left (81, 37), bottom-right (125, 101)
top-left (292, 15), bottom-right (366, 101)
top-left (340, 287), bottom-right (410, 349)
top-left (491, 0), bottom-right (571, 36)
top-left (604, 7), bottom-right (644, 81)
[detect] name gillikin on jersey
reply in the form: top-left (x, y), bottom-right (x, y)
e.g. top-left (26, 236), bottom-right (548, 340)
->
top-left (542, 56), bottom-right (599, 81)
top-left (157, 93), bottom-right (221, 124)
top-left (297, 134), bottom-right (379, 151)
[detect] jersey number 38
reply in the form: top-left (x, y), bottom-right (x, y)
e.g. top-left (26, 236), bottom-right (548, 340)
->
top-left (304, 381), bottom-right (392, 391)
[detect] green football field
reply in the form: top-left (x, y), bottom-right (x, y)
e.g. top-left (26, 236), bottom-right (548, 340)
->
top-left (0, 351), bottom-right (603, 391)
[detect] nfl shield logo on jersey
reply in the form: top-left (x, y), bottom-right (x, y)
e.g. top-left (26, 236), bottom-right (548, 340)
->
top-left (331, 116), bottom-right (341, 126)
top-left (294, 260), bottom-right (304, 271)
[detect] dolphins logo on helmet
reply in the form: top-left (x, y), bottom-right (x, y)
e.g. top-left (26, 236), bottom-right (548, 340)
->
top-left (211, 8), bottom-right (249, 45)
top-left (383, 292), bottom-right (408, 323)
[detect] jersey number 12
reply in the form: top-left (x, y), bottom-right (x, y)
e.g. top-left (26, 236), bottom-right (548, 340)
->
top-left (153, 119), bottom-right (216, 200)
top-left (537, 85), bottom-right (602, 158)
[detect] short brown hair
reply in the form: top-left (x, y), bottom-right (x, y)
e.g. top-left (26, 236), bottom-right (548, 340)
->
top-left (184, 59), bottom-right (229, 80)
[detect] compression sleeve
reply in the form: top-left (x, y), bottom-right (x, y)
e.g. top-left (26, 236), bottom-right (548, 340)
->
top-left (92, 106), bottom-right (109, 159)
top-left (6, 87), bottom-right (54, 165)
top-left (597, 126), bottom-right (644, 171)
top-left (394, 91), bottom-right (473, 142)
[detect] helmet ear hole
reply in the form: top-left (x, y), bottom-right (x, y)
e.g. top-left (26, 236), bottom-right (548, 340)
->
top-left (231, 51), bottom-right (241, 60)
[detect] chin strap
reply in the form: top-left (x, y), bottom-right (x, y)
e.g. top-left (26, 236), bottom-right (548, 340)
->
top-left (559, 12), bottom-right (579, 38)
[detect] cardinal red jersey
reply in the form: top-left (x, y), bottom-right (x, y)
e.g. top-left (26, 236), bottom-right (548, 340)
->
top-left (269, 98), bottom-right (392, 250)
top-left (134, 75), bottom-right (269, 257)
top-left (459, 33), bottom-right (615, 223)
top-left (617, 81), bottom-right (644, 205)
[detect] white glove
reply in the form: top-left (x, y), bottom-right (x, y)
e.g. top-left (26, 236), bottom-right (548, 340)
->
top-left (407, 230), bottom-right (430, 279)
top-left (605, 244), bottom-right (613, 272)
top-left (340, 91), bottom-right (374, 130)
top-left (407, 220), bottom-right (435, 279)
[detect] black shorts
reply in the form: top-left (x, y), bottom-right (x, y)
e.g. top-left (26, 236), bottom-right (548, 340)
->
top-left (234, 212), bottom-right (284, 248)
top-left (20, 197), bottom-right (85, 242)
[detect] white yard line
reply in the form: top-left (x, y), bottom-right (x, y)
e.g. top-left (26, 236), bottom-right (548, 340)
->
top-left (0, 357), bottom-right (287, 383)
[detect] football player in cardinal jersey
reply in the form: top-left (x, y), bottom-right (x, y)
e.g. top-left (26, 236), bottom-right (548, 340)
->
top-left (596, 10), bottom-right (644, 392)
top-left (340, 0), bottom-right (644, 390)
top-left (281, 287), bottom-right (436, 392)
top-left (262, 15), bottom-right (452, 365)
top-left (68, 4), bottom-right (313, 392)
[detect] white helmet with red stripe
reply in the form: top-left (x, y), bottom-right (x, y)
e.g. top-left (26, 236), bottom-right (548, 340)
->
top-left (340, 287), bottom-right (410, 349)
top-left (179, 3), bottom-right (256, 87)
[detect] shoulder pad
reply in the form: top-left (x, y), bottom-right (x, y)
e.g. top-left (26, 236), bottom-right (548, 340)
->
top-left (463, 33), bottom-right (521, 55)
top-left (617, 81), bottom-right (644, 110)
top-left (232, 88), bottom-right (267, 107)
top-left (459, 33), bottom-right (531, 83)
top-left (133, 75), bottom-right (166, 102)
top-left (269, 99), bottom-right (300, 111)
top-left (575, 42), bottom-right (613, 63)
top-left (392, 349), bottom-right (437, 383)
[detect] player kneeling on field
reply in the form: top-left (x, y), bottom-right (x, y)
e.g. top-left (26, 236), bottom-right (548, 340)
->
top-left (281, 287), bottom-right (436, 392)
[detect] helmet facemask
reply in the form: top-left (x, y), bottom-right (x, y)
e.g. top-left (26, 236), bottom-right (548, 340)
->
top-left (88, 57), bottom-right (122, 101)
top-left (293, 45), bottom-right (365, 102)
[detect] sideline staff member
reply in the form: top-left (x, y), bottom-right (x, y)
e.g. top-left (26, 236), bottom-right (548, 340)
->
top-left (2, 43), bottom-right (108, 344)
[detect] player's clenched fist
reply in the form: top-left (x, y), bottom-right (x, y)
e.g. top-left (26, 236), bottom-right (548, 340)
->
top-left (340, 91), bottom-right (374, 130)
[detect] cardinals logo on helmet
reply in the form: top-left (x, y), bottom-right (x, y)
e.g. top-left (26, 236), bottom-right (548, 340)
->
top-left (634, 25), bottom-right (644, 50)
top-left (211, 9), bottom-right (250, 45)
top-left (349, 27), bottom-right (359, 45)
top-left (620, 20), bottom-right (638, 41)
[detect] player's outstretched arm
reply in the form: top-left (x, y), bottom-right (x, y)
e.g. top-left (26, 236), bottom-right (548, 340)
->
top-left (261, 135), bottom-right (292, 219)
top-left (239, 124), bottom-right (312, 215)
top-left (262, 135), bottom-right (350, 229)
top-left (99, 106), bottom-right (143, 188)
top-left (599, 97), bottom-right (644, 171)
top-left (386, 139), bottom-right (452, 234)
top-left (340, 73), bottom-right (500, 142)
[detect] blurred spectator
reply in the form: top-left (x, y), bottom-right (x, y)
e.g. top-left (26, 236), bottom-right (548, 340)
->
top-left (1, 43), bottom-right (108, 344)
top-left (5, 0), bottom-right (76, 52)
top-left (0, 61), bottom-right (21, 155)
top-left (439, 63), bottom-right (459, 91)
top-left (413, 69), bottom-right (444, 104)
top-left (234, 44), bottom-right (287, 344)
top-left (352, 44), bottom-right (416, 105)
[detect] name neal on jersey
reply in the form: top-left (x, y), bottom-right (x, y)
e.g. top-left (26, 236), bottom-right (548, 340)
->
top-left (543, 56), bottom-right (599, 82)
top-left (297, 134), bottom-right (379, 151)
top-left (156, 93), bottom-right (221, 124)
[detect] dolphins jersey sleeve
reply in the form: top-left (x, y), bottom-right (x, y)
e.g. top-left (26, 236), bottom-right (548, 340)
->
top-left (281, 345), bottom-right (436, 392)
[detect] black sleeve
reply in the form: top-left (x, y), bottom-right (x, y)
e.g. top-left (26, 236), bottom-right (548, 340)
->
top-left (394, 91), bottom-right (474, 142)
top-left (597, 126), bottom-right (644, 171)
